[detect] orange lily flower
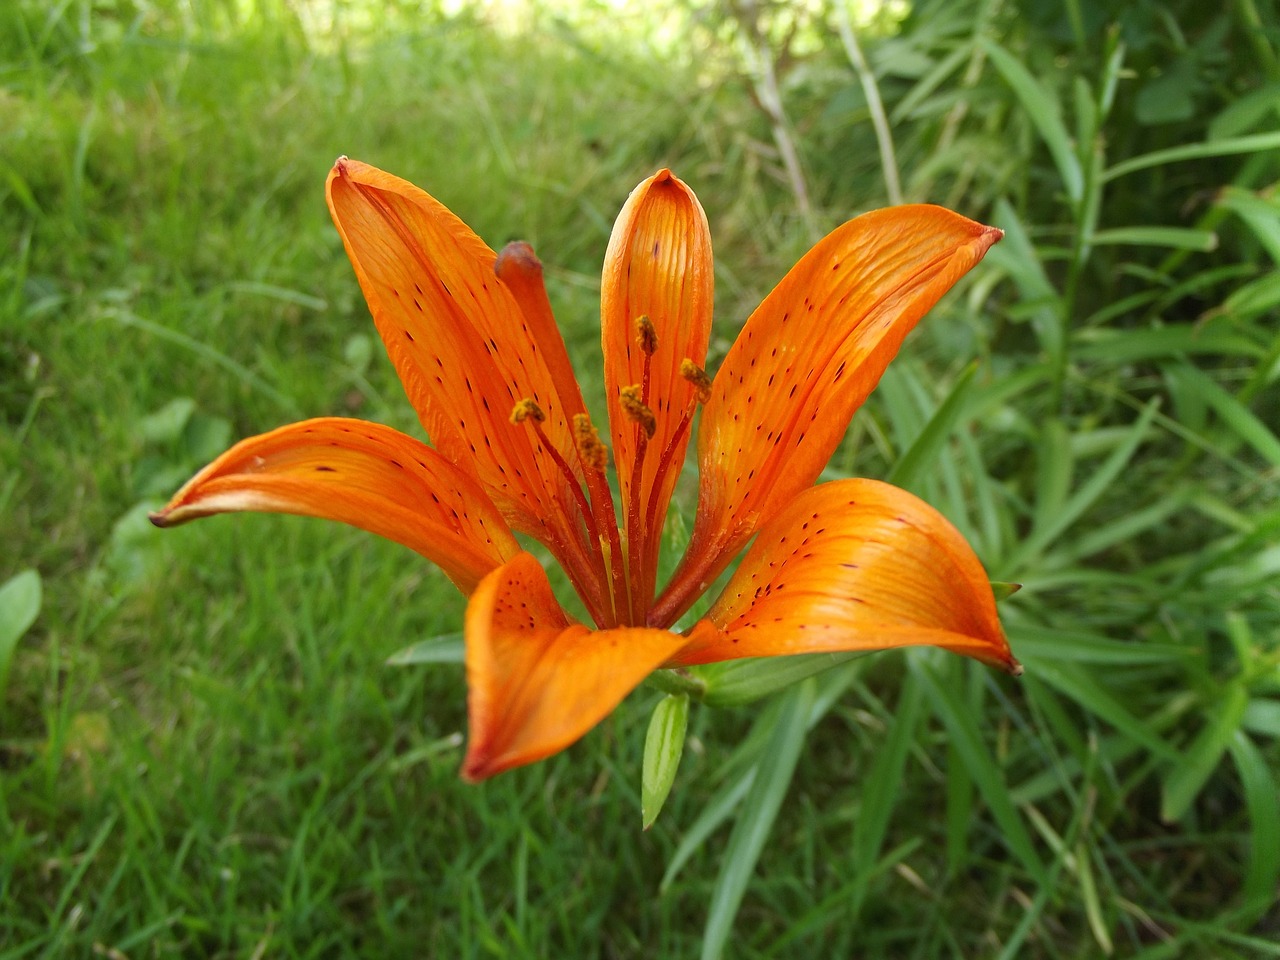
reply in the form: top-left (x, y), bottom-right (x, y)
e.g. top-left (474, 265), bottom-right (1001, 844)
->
top-left (152, 158), bottom-right (1018, 781)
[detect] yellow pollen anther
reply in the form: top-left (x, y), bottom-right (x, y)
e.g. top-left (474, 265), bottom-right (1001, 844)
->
top-left (573, 414), bottom-right (608, 470)
top-left (634, 315), bottom-right (658, 355)
top-left (680, 359), bottom-right (712, 404)
top-left (510, 398), bottom-right (545, 424)
top-left (619, 385), bottom-right (657, 438)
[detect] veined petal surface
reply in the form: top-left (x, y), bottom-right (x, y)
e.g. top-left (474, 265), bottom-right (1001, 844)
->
top-left (463, 553), bottom-right (688, 781)
top-left (149, 418), bottom-right (520, 594)
top-left (600, 170), bottom-right (713, 598)
top-left (657, 206), bottom-right (1000, 625)
top-left (326, 159), bottom-right (594, 585)
top-left (669, 479), bottom-right (1019, 674)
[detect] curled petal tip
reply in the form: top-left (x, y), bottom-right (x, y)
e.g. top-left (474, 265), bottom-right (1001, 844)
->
top-left (148, 509), bottom-right (172, 529)
top-left (495, 240), bottom-right (541, 274)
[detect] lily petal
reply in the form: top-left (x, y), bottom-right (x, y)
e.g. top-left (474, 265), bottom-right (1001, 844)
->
top-left (463, 552), bottom-right (688, 781)
top-left (600, 170), bottom-right (713, 606)
top-left (326, 159), bottom-right (597, 595)
top-left (149, 417), bottom-right (520, 594)
top-left (669, 479), bottom-right (1019, 674)
top-left (655, 206), bottom-right (1000, 626)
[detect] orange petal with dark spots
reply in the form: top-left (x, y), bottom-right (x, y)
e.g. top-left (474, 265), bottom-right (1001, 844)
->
top-left (654, 206), bottom-right (1001, 627)
top-left (600, 170), bottom-right (713, 607)
top-left (325, 159), bottom-right (596, 594)
top-left (149, 417), bottom-right (520, 595)
top-left (668, 479), bottom-right (1019, 674)
top-left (462, 552), bottom-right (688, 780)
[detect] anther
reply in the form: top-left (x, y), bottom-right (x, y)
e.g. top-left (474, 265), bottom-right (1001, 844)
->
top-left (510, 398), bottom-right (546, 424)
top-left (680, 359), bottom-right (712, 404)
top-left (573, 414), bottom-right (608, 470)
top-left (635, 315), bottom-right (658, 355)
top-left (619, 385), bottom-right (657, 438)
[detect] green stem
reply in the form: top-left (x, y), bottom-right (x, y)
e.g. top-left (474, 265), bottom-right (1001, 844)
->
top-left (645, 667), bottom-right (707, 701)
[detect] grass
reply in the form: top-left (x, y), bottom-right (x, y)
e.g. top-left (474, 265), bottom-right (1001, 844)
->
top-left (3, 0), bottom-right (1279, 956)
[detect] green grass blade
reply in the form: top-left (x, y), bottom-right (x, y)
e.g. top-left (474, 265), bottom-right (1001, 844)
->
top-left (0, 569), bottom-right (41, 701)
top-left (700, 679), bottom-right (816, 960)
top-left (384, 633), bottom-right (465, 666)
top-left (1003, 399), bottom-right (1158, 573)
top-left (1102, 131), bottom-right (1280, 183)
top-left (1227, 731), bottom-right (1280, 917)
top-left (1169, 363), bottom-right (1280, 466)
top-left (914, 661), bottom-right (1047, 884)
top-left (1073, 325), bottom-right (1266, 362)
top-left (1021, 657), bottom-right (1178, 761)
top-left (885, 361), bottom-right (978, 492)
top-left (850, 674), bottom-right (924, 895)
top-left (659, 767), bottom-right (756, 893)
top-left (1161, 681), bottom-right (1248, 823)
top-left (1090, 226), bottom-right (1219, 250)
top-left (981, 38), bottom-right (1083, 203)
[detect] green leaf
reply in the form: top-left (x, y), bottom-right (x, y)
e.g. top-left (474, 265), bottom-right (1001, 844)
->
top-left (136, 397), bottom-right (196, 444)
top-left (980, 38), bottom-right (1083, 203)
top-left (1091, 226), bottom-right (1218, 251)
top-left (850, 675), bottom-right (923, 903)
top-left (1103, 131), bottom-right (1280, 183)
top-left (1073, 325), bottom-right (1266, 362)
top-left (990, 581), bottom-right (1022, 602)
top-left (700, 679), bottom-right (815, 960)
top-left (1010, 627), bottom-right (1190, 666)
top-left (886, 362), bottom-right (978, 492)
top-left (1218, 271), bottom-right (1280, 320)
top-left (699, 651), bottom-right (869, 707)
top-left (915, 660), bottom-right (1047, 884)
top-left (1003, 400), bottom-right (1157, 573)
top-left (1023, 657), bottom-right (1178, 761)
top-left (0, 569), bottom-right (42, 699)
top-left (1216, 187), bottom-right (1280, 264)
top-left (1170, 363), bottom-right (1280, 467)
top-left (660, 767), bottom-right (756, 893)
top-left (385, 633), bottom-right (464, 666)
top-left (1161, 681), bottom-right (1248, 823)
top-left (641, 693), bottom-right (688, 830)
top-left (1228, 731), bottom-right (1280, 917)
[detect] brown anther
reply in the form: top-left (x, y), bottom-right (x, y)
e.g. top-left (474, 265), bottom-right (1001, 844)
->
top-left (619, 385), bottom-right (657, 438)
top-left (679, 359), bottom-right (712, 404)
top-left (573, 414), bottom-right (609, 470)
top-left (510, 398), bottom-right (545, 425)
top-left (634, 315), bottom-right (658, 355)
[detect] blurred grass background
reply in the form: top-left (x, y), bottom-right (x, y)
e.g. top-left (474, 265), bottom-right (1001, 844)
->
top-left (2, 0), bottom-right (1279, 956)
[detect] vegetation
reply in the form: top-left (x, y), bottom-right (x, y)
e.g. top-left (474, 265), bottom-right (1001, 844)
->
top-left (2, 0), bottom-right (1277, 955)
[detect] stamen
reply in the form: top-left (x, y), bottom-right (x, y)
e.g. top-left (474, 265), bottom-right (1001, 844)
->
top-left (619, 385), bottom-right (657, 439)
top-left (635, 315), bottom-right (658, 355)
top-left (573, 414), bottom-right (608, 471)
top-left (680, 359), bottom-right (712, 404)
top-left (510, 398), bottom-right (545, 424)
